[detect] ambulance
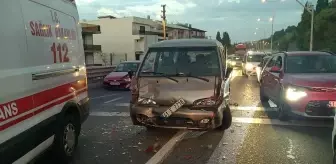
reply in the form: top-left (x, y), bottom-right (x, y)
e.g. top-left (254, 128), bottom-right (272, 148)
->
top-left (0, 0), bottom-right (89, 163)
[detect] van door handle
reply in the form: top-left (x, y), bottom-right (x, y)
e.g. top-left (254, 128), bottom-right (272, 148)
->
top-left (32, 67), bottom-right (79, 80)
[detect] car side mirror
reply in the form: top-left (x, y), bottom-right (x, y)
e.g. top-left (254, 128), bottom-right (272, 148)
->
top-left (128, 70), bottom-right (134, 78)
top-left (270, 66), bottom-right (281, 73)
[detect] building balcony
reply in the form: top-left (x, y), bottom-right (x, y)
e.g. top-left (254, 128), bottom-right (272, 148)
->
top-left (81, 23), bottom-right (101, 34)
top-left (84, 44), bottom-right (102, 52)
top-left (132, 29), bottom-right (168, 38)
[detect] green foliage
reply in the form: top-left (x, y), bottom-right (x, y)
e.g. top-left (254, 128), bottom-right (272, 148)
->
top-left (316, 0), bottom-right (329, 13)
top-left (314, 8), bottom-right (336, 52)
top-left (216, 31), bottom-right (221, 42)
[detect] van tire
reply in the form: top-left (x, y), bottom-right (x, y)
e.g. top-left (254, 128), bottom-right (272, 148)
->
top-left (53, 114), bottom-right (80, 163)
top-left (218, 106), bottom-right (232, 130)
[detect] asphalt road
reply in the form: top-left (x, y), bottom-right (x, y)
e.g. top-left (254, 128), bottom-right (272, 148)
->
top-left (36, 69), bottom-right (334, 164)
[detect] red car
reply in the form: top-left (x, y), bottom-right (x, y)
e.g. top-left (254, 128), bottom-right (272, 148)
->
top-left (103, 61), bottom-right (141, 89)
top-left (259, 51), bottom-right (336, 120)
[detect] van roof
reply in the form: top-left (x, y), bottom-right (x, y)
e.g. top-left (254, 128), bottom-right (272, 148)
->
top-left (149, 39), bottom-right (223, 48)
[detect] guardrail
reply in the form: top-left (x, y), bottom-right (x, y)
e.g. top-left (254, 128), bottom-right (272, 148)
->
top-left (86, 66), bottom-right (115, 83)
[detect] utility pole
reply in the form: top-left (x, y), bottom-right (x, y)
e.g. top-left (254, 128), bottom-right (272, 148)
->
top-left (161, 4), bottom-right (166, 40)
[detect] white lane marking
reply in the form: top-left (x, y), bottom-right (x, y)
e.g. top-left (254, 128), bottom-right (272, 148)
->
top-left (13, 135), bottom-right (54, 164)
top-left (89, 112), bottom-right (332, 128)
top-left (115, 103), bottom-right (130, 107)
top-left (230, 106), bottom-right (277, 112)
top-left (286, 138), bottom-right (296, 160)
top-left (268, 100), bottom-right (277, 108)
top-left (91, 94), bottom-right (117, 100)
top-left (145, 130), bottom-right (188, 164)
top-left (104, 97), bottom-right (123, 104)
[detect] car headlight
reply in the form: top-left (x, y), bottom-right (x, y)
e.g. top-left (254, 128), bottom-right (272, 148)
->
top-left (138, 97), bottom-right (156, 105)
top-left (231, 61), bottom-right (236, 65)
top-left (245, 63), bottom-right (253, 70)
top-left (286, 86), bottom-right (307, 101)
top-left (124, 77), bottom-right (131, 82)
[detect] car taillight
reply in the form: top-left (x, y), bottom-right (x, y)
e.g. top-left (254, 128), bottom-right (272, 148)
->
top-left (130, 77), bottom-right (139, 103)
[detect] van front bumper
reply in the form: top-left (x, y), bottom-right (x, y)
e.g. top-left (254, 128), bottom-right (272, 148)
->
top-left (130, 105), bottom-right (222, 130)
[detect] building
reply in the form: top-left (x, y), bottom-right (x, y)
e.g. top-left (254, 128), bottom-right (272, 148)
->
top-left (164, 23), bottom-right (207, 40)
top-left (87, 15), bottom-right (166, 64)
top-left (81, 23), bottom-right (102, 65)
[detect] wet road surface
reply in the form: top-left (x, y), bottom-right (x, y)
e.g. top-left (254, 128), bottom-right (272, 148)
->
top-left (36, 69), bottom-right (334, 164)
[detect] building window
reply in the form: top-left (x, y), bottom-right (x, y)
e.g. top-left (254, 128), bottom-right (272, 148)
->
top-left (140, 26), bottom-right (145, 34)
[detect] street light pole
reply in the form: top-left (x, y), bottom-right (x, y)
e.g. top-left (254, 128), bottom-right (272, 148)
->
top-left (271, 16), bottom-right (274, 52)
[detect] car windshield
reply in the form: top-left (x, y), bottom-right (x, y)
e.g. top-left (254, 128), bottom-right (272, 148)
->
top-left (114, 62), bottom-right (139, 72)
top-left (232, 56), bottom-right (242, 61)
top-left (139, 47), bottom-right (220, 76)
top-left (286, 55), bottom-right (336, 73)
top-left (247, 55), bottom-right (264, 62)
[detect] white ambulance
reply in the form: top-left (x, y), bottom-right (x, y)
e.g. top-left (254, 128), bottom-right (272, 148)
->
top-left (0, 0), bottom-right (89, 163)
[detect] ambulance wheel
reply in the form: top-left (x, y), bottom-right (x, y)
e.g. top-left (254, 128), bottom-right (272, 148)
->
top-left (53, 113), bottom-right (80, 162)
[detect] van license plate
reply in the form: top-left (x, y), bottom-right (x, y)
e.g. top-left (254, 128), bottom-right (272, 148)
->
top-left (328, 101), bottom-right (336, 108)
top-left (161, 99), bottom-right (186, 118)
top-left (110, 82), bottom-right (120, 85)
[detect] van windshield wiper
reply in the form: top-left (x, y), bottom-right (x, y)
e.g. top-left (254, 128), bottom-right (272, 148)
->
top-left (177, 72), bottom-right (210, 82)
top-left (140, 71), bottom-right (179, 83)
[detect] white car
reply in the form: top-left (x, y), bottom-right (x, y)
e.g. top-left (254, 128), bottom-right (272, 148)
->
top-left (0, 0), bottom-right (89, 163)
top-left (242, 52), bottom-right (266, 77)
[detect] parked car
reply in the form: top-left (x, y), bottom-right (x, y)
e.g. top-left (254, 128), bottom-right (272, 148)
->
top-left (103, 61), bottom-right (141, 89)
top-left (259, 51), bottom-right (336, 120)
top-left (0, 0), bottom-right (89, 163)
top-left (128, 39), bottom-right (233, 131)
top-left (332, 115), bottom-right (336, 163)
top-left (256, 56), bottom-right (272, 83)
top-left (242, 52), bottom-right (266, 77)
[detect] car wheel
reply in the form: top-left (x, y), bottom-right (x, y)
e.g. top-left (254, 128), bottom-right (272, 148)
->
top-left (53, 114), bottom-right (80, 163)
top-left (218, 106), bottom-right (232, 130)
top-left (259, 85), bottom-right (268, 102)
top-left (278, 100), bottom-right (291, 121)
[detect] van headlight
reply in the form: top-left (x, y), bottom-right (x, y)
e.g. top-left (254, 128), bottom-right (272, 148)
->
top-left (286, 86), bottom-right (307, 101)
top-left (245, 63), bottom-right (253, 70)
top-left (231, 61), bottom-right (236, 65)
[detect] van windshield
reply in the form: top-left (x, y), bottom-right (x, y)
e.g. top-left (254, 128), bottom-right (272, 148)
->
top-left (139, 47), bottom-right (220, 76)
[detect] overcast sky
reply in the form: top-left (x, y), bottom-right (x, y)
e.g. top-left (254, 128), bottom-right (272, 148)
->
top-left (76, 0), bottom-right (317, 42)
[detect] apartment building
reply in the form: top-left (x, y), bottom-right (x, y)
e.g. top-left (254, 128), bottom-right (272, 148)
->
top-left (81, 23), bottom-right (102, 65)
top-left (87, 15), bottom-right (166, 64)
top-left (164, 23), bottom-right (207, 40)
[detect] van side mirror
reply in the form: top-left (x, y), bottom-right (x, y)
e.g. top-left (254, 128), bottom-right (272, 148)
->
top-left (270, 66), bottom-right (281, 73)
top-left (225, 67), bottom-right (233, 78)
top-left (128, 71), bottom-right (134, 78)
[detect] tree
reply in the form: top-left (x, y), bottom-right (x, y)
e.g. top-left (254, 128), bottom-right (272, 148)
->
top-left (296, 2), bottom-right (312, 50)
top-left (314, 8), bottom-right (336, 52)
top-left (221, 32), bottom-right (231, 47)
top-left (216, 31), bottom-right (221, 42)
top-left (316, 0), bottom-right (329, 13)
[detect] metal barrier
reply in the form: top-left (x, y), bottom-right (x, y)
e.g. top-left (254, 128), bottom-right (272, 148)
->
top-left (86, 66), bottom-right (115, 83)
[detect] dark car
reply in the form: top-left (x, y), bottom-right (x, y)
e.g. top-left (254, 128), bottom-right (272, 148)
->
top-left (259, 51), bottom-right (336, 120)
top-left (103, 61), bottom-right (141, 89)
top-left (128, 39), bottom-right (233, 131)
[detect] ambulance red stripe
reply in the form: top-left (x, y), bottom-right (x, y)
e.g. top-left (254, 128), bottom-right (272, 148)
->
top-left (0, 80), bottom-right (87, 131)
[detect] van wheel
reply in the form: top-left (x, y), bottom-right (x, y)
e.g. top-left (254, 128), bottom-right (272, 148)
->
top-left (217, 106), bottom-right (232, 130)
top-left (53, 114), bottom-right (80, 162)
